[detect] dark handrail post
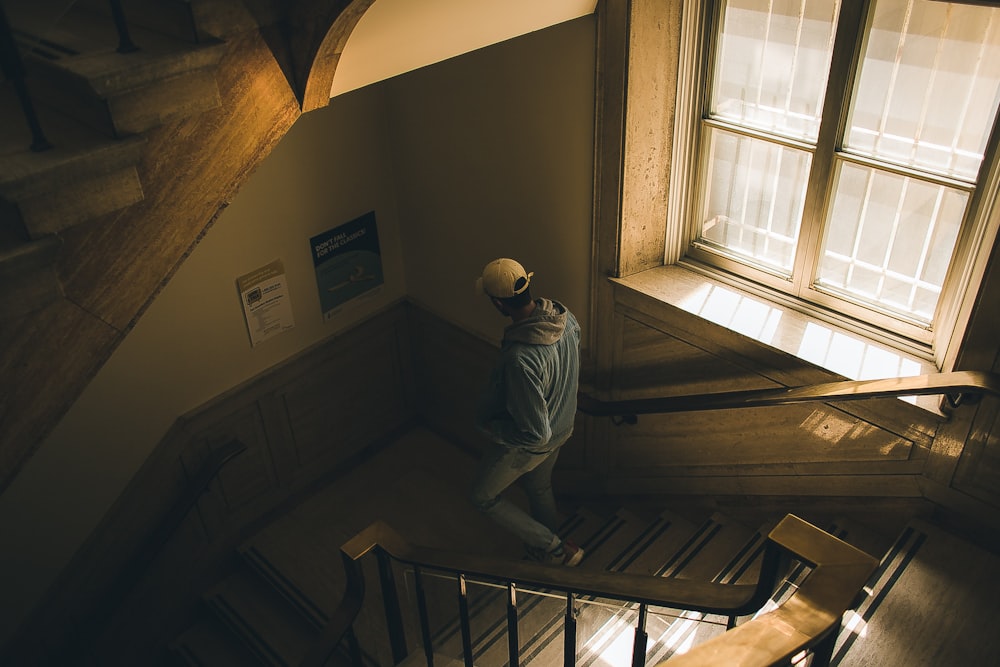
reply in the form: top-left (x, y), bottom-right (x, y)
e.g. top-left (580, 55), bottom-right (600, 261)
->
top-left (345, 627), bottom-right (363, 667)
top-left (412, 566), bottom-right (434, 667)
top-left (0, 5), bottom-right (52, 151)
top-left (810, 626), bottom-right (838, 667)
top-left (631, 603), bottom-right (648, 667)
top-left (376, 549), bottom-right (408, 664)
top-left (107, 0), bottom-right (138, 53)
top-left (564, 592), bottom-right (577, 667)
top-left (457, 574), bottom-right (474, 667)
top-left (506, 582), bottom-right (520, 667)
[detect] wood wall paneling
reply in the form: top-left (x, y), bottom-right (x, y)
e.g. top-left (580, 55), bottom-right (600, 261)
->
top-left (614, 282), bottom-right (941, 447)
top-left (281, 323), bottom-right (409, 469)
top-left (952, 395), bottom-right (1000, 506)
top-left (408, 305), bottom-right (496, 453)
top-left (617, 315), bottom-right (782, 398)
top-left (611, 404), bottom-right (915, 470)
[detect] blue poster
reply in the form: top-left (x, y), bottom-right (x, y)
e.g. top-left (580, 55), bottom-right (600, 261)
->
top-left (310, 211), bottom-right (383, 320)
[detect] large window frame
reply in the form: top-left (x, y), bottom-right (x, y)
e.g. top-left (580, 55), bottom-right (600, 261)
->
top-left (667, 0), bottom-right (1000, 366)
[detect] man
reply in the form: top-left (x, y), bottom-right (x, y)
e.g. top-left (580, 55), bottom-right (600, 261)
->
top-left (470, 258), bottom-right (583, 566)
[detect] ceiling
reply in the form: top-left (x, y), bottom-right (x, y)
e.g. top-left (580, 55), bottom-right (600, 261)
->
top-left (330, 0), bottom-right (598, 96)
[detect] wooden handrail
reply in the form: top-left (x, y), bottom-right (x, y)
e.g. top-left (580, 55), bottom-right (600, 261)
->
top-left (662, 514), bottom-right (878, 666)
top-left (339, 521), bottom-right (780, 614)
top-left (311, 514), bottom-right (876, 667)
top-left (578, 370), bottom-right (1000, 421)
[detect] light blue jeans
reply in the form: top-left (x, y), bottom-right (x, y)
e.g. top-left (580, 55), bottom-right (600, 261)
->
top-left (470, 436), bottom-right (568, 550)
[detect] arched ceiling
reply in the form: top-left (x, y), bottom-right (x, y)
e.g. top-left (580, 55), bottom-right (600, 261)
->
top-left (330, 0), bottom-right (597, 97)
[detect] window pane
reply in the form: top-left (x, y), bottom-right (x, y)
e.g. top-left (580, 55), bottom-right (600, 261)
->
top-left (699, 128), bottom-right (811, 275)
top-left (846, 0), bottom-right (1000, 181)
top-left (816, 161), bottom-right (968, 324)
top-left (711, 0), bottom-right (841, 141)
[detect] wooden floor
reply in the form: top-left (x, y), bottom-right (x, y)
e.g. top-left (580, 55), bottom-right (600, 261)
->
top-left (223, 427), bottom-right (1000, 667)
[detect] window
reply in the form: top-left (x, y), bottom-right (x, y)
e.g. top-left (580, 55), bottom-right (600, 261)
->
top-left (676, 0), bottom-right (1000, 362)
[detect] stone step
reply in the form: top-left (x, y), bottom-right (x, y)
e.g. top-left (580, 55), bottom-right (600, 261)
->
top-left (0, 85), bottom-right (146, 238)
top-left (204, 565), bottom-right (320, 667)
top-left (13, 5), bottom-right (226, 138)
top-left (169, 608), bottom-right (265, 666)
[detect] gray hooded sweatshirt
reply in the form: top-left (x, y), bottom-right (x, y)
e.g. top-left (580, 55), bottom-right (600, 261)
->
top-left (476, 298), bottom-right (581, 452)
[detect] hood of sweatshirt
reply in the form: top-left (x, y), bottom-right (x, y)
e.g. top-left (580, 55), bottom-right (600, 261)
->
top-left (502, 298), bottom-right (567, 346)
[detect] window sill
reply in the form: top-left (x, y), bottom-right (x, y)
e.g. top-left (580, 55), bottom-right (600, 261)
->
top-left (613, 264), bottom-right (944, 416)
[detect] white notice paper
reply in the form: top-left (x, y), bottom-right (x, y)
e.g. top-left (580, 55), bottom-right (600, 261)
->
top-left (237, 259), bottom-right (295, 347)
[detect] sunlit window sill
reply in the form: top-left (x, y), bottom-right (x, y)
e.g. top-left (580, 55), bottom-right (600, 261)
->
top-left (612, 264), bottom-right (944, 416)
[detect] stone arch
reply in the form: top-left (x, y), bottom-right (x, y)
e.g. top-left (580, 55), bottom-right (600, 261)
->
top-left (297, 0), bottom-right (378, 112)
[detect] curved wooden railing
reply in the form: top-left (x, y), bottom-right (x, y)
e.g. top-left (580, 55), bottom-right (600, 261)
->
top-left (71, 439), bottom-right (247, 660)
top-left (577, 370), bottom-right (1000, 423)
top-left (307, 514), bottom-right (877, 667)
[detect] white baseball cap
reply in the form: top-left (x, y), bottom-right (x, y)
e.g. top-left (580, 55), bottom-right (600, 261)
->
top-left (476, 258), bottom-right (534, 298)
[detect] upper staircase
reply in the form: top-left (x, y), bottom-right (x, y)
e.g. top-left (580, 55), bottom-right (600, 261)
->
top-left (0, 0), bottom-right (225, 318)
top-left (0, 0), bottom-right (301, 495)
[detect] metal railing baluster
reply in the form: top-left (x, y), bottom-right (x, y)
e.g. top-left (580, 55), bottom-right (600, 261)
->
top-left (457, 574), bottom-right (474, 667)
top-left (564, 592), bottom-right (577, 667)
top-left (631, 603), bottom-right (648, 667)
top-left (0, 5), bottom-right (51, 151)
top-left (507, 582), bottom-right (520, 667)
top-left (345, 627), bottom-right (363, 667)
top-left (376, 549), bottom-right (408, 664)
top-left (413, 566), bottom-right (434, 667)
top-left (810, 626), bottom-right (838, 667)
top-left (107, 0), bottom-right (138, 53)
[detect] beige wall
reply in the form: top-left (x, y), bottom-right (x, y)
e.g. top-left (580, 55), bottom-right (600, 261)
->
top-left (387, 16), bottom-right (596, 348)
top-left (0, 17), bottom-right (598, 645)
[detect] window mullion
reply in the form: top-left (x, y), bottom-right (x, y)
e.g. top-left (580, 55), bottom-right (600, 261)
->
top-left (791, 0), bottom-right (871, 298)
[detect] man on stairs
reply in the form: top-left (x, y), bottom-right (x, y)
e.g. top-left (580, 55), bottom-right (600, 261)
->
top-left (470, 258), bottom-right (584, 567)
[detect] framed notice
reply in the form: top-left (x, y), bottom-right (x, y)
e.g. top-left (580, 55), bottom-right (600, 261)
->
top-left (237, 259), bottom-right (295, 347)
top-left (310, 211), bottom-right (383, 320)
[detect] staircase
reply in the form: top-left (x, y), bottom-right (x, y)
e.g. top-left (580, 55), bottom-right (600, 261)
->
top-left (160, 428), bottom-right (998, 667)
top-left (0, 0), bottom-right (225, 318)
